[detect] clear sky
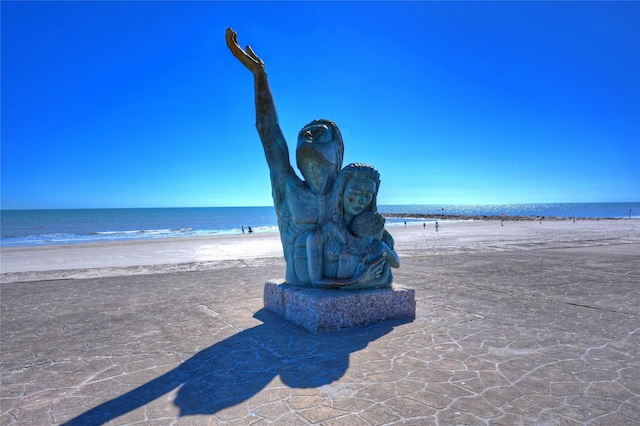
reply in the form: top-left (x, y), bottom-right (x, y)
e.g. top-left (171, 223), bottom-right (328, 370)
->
top-left (2, 1), bottom-right (639, 209)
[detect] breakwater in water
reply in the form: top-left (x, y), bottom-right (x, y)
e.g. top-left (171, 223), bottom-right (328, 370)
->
top-left (383, 213), bottom-right (625, 222)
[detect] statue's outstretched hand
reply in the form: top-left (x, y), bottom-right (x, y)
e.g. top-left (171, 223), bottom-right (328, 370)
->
top-left (226, 28), bottom-right (265, 74)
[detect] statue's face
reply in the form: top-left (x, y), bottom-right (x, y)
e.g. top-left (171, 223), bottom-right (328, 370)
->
top-left (343, 177), bottom-right (376, 217)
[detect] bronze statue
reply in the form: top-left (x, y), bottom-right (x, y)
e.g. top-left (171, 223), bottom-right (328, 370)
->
top-left (226, 28), bottom-right (398, 289)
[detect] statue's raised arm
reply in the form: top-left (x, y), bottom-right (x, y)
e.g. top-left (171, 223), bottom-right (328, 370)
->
top-left (225, 28), bottom-right (290, 177)
top-left (225, 28), bottom-right (345, 287)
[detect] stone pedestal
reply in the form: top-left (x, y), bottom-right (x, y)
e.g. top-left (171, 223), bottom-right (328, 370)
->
top-left (263, 279), bottom-right (416, 333)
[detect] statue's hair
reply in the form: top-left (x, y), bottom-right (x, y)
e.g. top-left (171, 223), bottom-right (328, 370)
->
top-left (330, 163), bottom-right (381, 223)
top-left (297, 119), bottom-right (344, 175)
top-left (302, 119), bottom-right (344, 149)
top-left (351, 211), bottom-right (385, 238)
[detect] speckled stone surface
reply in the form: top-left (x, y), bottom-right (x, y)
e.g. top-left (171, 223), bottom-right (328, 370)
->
top-left (264, 280), bottom-right (416, 333)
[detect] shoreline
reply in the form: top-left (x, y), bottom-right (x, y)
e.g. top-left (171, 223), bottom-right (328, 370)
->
top-left (2, 219), bottom-right (638, 283)
top-left (1, 215), bottom-right (633, 249)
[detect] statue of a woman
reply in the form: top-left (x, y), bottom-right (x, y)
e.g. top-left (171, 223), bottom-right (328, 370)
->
top-left (306, 164), bottom-right (399, 289)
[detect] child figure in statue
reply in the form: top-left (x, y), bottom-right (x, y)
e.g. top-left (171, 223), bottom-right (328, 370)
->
top-left (337, 211), bottom-right (400, 290)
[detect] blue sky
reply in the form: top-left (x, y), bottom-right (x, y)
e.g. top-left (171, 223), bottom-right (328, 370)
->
top-left (2, 1), bottom-right (639, 209)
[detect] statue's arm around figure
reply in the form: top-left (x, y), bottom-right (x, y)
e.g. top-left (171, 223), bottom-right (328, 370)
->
top-left (306, 229), bottom-right (386, 289)
top-left (380, 242), bottom-right (400, 268)
top-left (225, 28), bottom-right (292, 179)
top-left (381, 230), bottom-right (399, 267)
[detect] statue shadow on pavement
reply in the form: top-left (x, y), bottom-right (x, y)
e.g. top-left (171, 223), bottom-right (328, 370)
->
top-left (64, 309), bottom-right (408, 424)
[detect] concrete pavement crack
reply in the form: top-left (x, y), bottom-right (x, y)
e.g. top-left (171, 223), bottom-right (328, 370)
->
top-left (546, 299), bottom-right (639, 317)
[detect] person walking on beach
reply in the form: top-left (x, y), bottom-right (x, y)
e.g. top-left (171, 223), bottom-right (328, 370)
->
top-left (435, 221), bottom-right (439, 232)
top-left (241, 226), bottom-right (245, 234)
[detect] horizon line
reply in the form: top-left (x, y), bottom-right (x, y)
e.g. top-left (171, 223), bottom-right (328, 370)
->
top-left (2, 201), bottom-right (639, 212)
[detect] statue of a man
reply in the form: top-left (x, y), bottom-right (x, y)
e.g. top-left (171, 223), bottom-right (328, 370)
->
top-left (226, 28), bottom-right (344, 286)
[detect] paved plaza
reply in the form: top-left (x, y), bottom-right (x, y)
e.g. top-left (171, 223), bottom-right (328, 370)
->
top-left (2, 241), bottom-right (639, 425)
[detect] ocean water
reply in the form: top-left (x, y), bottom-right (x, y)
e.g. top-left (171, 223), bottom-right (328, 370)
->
top-left (0, 207), bottom-right (278, 247)
top-left (1, 203), bottom-right (638, 247)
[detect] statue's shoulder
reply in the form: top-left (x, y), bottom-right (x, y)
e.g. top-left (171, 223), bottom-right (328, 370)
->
top-left (272, 169), bottom-right (304, 202)
top-left (274, 167), bottom-right (303, 189)
top-left (382, 229), bottom-right (395, 248)
top-left (321, 219), bottom-right (349, 243)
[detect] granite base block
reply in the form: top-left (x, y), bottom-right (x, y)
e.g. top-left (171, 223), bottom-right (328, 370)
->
top-left (263, 279), bottom-right (416, 333)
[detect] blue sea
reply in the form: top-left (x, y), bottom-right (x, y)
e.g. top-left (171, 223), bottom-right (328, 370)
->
top-left (1, 203), bottom-right (638, 247)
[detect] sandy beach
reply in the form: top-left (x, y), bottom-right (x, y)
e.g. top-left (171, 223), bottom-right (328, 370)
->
top-left (1, 219), bottom-right (639, 425)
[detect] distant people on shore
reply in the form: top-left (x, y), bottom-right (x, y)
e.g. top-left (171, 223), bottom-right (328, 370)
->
top-left (241, 226), bottom-right (245, 234)
top-left (435, 221), bottom-right (439, 232)
top-left (248, 226), bottom-right (253, 233)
